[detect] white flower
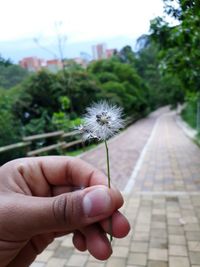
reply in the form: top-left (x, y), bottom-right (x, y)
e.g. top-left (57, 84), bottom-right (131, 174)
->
top-left (79, 101), bottom-right (124, 141)
top-left (77, 124), bottom-right (98, 140)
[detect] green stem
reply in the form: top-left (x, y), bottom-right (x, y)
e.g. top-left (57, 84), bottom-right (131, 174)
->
top-left (105, 140), bottom-right (111, 189)
top-left (104, 139), bottom-right (113, 243)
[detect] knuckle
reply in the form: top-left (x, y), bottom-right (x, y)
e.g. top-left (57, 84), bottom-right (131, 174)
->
top-left (52, 193), bottom-right (82, 230)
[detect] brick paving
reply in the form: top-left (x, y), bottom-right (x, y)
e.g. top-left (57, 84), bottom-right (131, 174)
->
top-left (32, 108), bottom-right (200, 267)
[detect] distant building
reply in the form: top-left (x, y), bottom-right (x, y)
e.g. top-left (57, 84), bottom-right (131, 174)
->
top-left (92, 43), bottom-right (107, 60)
top-left (73, 57), bottom-right (88, 68)
top-left (19, 57), bottom-right (63, 73)
top-left (19, 57), bottom-right (45, 72)
top-left (91, 44), bottom-right (117, 60)
top-left (46, 59), bottom-right (63, 73)
top-left (106, 49), bottom-right (116, 58)
top-left (64, 57), bottom-right (88, 68)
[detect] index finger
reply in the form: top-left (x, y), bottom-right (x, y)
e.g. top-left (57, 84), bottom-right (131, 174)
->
top-left (1, 156), bottom-right (113, 198)
top-left (38, 156), bottom-right (108, 187)
top-left (5, 156), bottom-right (108, 196)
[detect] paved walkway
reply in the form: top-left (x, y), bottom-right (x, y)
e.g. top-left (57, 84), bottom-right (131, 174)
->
top-left (32, 108), bottom-right (200, 267)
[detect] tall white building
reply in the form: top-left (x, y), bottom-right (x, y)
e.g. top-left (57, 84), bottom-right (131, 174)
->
top-left (92, 43), bottom-right (107, 60)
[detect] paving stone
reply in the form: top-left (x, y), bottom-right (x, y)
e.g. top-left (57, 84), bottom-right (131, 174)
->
top-left (61, 235), bottom-right (74, 248)
top-left (169, 245), bottom-right (188, 256)
top-left (188, 241), bottom-right (200, 251)
top-left (127, 253), bottom-right (147, 266)
top-left (112, 246), bottom-right (129, 258)
top-left (184, 223), bottom-right (200, 231)
top-left (36, 251), bottom-right (54, 262)
top-left (150, 238), bottom-right (168, 249)
top-left (133, 232), bottom-right (149, 242)
top-left (150, 229), bottom-right (167, 239)
top-left (189, 251), bottom-right (200, 265)
top-left (135, 224), bottom-right (150, 232)
top-left (46, 240), bottom-right (61, 250)
top-left (54, 246), bottom-right (73, 258)
top-left (30, 263), bottom-right (45, 267)
top-left (169, 256), bottom-right (190, 267)
top-left (167, 212), bottom-right (181, 219)
top-left (167, 218), bottom-right (181, 226)
top-left (130, 242), bottom-right (148, 253)
top-left (148, 248), bottom-right (168, 261)
top-left (183, 216), bottom-right (198, 224)
top-left (46, 258), bottom-right (66, 267)
top-left (169, 235), bottom-right (186, 245)
top-left (168, 226), bottom-right (184, 235)
top-left (85, 263), bottom-right (105, 267)
top-left (106, 257), bottom-right (126, 267)
top-left (151, 221), bottom-right (166, 229)
top-left (114, 234), bottom-right (132, 246)
top-left (67, 254), bottom-right (88, 266)
top-left (152, 214), bottom-right (166, 223)
top-left (148, 260), bottom-right (168, 267)
top-left (186, 231), bottom-right (200, 241)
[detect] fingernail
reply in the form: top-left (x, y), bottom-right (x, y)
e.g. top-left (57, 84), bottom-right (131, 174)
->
top-left (83, 188), bottom-right (111, 217)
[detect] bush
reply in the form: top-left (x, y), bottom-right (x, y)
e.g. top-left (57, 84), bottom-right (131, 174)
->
top-left (0, 89), bottom-right (24, 164)
top-left (181, 92), bottom-right (198, 129)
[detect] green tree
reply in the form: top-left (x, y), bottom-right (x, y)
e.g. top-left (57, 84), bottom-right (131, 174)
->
top-left (0, 55), bottom-right (28, 89)
top-left (0, 54), bottom-right (12, 67)
top-left (0, 64), bottom-right (29, 89)
top-left (135, 40), bottom-right (184, 109)
top-left (149, 0), bottom-right (200, 128)
top-left (13, 70), bottom-right (62, 130)
top-left (88, 57), bottom-right (151, 117)
top-left (117, 45), bottom-right (136, 65)
top-left (58, 69), bottom-right (101, 116)
top-left (0, 87), bottom-right (24, 164)
top-left (150, 0), bottom-right (200, 94)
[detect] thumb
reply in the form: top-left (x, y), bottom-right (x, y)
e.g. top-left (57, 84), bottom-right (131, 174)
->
top-left (19, 185), bottom-right (120, 235)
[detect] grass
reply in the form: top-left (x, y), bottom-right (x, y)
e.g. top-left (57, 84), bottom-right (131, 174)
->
top-left (181, 102), bottom-right (200, 146)
top-left (195, 132), bottom-right (200, 147)
top-left (181, 105), bottom-right (197, 129)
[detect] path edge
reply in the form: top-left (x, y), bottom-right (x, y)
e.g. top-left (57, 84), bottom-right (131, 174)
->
top-left (122, 115), bottom-right (161, 196)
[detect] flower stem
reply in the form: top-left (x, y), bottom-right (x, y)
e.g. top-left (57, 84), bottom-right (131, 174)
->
top-left (104, 139), bottom-right (113, 243)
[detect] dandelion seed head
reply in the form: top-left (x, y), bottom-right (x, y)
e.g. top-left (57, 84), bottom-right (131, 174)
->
top-left (78, 101), bottom-right (124, 141)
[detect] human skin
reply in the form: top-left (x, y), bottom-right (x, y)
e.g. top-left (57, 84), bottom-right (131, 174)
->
top-left (0, 156), bottom-right (130, 267)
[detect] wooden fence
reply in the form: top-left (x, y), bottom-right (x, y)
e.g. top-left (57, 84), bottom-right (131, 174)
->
top-left (0, 130), bottom-right (82, 157)
top-left (0, 115), bottom-right (137, 159)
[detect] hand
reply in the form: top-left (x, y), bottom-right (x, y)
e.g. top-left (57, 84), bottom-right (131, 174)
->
top-left (0, 156), bottom-right (130, 267)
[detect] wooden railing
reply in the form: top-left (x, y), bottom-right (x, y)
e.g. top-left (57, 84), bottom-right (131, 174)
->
top-left (0, 115), bottom-right (137, 159)
top-left (0, 130), bottom-right (82, 157)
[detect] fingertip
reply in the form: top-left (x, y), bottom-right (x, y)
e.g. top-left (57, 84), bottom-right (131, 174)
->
top-left (73, 231), bottom-right (87, 252)
top-left (83, 225), bottom-right (112, 260)
top-left (101, 210), bottom-right (130, 238)
top-left (87, 233), bottom-right (112, 260)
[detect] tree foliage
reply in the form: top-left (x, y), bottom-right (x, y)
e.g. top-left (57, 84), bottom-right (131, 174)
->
top-left (88, 57), bottom-right (150, 117)
top-left (148, 0), bottom-right (200, 129)
top-left (0, 56), bottom-right (29, 89)
top-left (150, 0), bottom-right (200, 94)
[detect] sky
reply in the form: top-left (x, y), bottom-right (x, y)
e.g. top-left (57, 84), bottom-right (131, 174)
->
top-left (0, 0), bottom-right (165, 62)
